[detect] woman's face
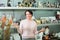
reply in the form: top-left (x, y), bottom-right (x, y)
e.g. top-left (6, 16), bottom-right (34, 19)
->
top-left (25, 11), bottom-right (32, 20)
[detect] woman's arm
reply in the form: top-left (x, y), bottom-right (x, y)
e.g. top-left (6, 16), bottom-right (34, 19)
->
top-left (18, 21), bottom-right (23, 35)
top-left (33, 22), bottom-right (45, 34)
top-left (13, 21), bottom-right (23, 34)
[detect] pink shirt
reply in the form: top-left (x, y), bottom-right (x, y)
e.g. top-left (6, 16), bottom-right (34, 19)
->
top-left (18, 19), bottom-right (38, 38)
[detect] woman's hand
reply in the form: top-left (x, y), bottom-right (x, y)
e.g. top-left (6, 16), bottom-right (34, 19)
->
top-left (39, 28), bottom-right (45, 33)
top-left (12, 23), bottom-right (19, 29)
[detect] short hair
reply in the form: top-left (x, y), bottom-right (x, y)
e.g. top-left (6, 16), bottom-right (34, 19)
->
top-left (25, 10), bottom-right (33, 16)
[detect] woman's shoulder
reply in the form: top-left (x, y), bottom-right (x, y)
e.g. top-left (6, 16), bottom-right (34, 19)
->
top-left (32, 20), bottom-right (37, 25)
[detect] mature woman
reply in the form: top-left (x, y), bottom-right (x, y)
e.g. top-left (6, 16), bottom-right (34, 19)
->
top-left (14, 10), bottom-right (44, 40)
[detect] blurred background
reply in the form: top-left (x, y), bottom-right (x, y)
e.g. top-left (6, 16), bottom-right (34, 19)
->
top-left (0, 0), bottom-right (60, 40)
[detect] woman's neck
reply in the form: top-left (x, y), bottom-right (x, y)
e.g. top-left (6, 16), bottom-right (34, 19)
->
top-left (26, 18), bottom-right (32, 21)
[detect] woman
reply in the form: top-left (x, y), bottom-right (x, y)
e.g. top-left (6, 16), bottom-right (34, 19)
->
top-left (14, 10), bottom-right (44, 40)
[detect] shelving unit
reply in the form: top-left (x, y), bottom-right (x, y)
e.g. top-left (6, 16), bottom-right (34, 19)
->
top-left (10, 23), bottom-right (60, 29)
top-left (0, 7), bottom-right (60, 27)
top-left (0, 0), bottom-right (60, 40)
top-left (0, 7), bottom-right (60, 10)
top-left (37, 23), bottom-right (60, 26)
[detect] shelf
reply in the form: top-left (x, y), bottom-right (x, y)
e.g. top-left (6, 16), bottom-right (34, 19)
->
top-left (0, 7), bottom-right (60, 10)
top-left (37, 23), bottom-right (60, 26)
top-left (10, 23), bottom-right (60, 29)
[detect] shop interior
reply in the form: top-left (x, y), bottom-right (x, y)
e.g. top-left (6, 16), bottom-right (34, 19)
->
top-left (0, 0), bottom-right (60, 40)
